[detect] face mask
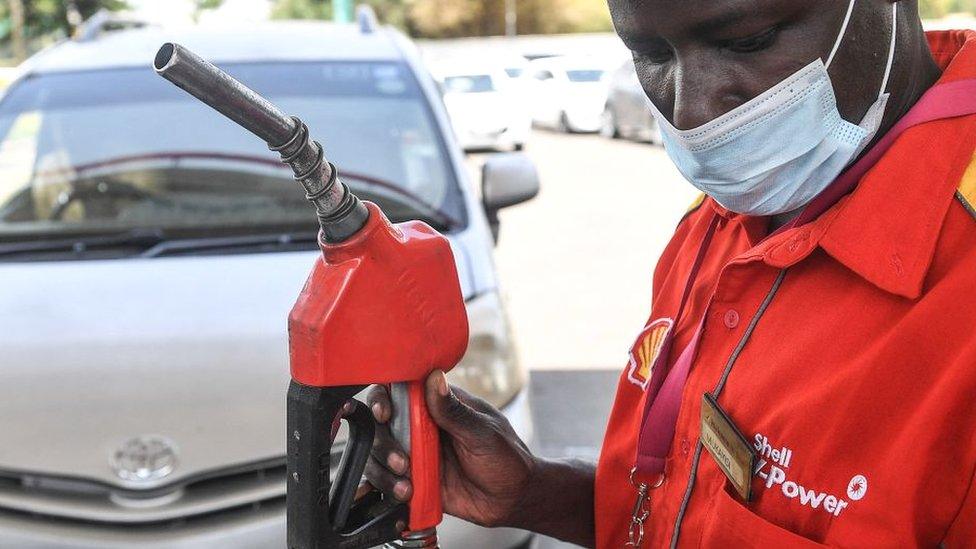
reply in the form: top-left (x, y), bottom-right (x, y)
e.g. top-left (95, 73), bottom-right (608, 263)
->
top-left (650, 0), bottom-right (898, 216)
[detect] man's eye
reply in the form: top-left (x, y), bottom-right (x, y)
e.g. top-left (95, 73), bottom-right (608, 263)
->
top-left (632, 45), bottom-right (674, 65)
top-left (723, 27), bottom-right (779, 54)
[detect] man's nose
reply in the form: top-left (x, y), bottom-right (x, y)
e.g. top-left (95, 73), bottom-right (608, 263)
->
top-left (669, 62), bottom-right (740, 130)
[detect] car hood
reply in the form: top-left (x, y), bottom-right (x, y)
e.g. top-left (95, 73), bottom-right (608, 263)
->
top-left (0, 245), bottom-right (475, 490)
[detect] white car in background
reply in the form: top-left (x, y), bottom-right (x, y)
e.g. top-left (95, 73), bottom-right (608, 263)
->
top-left (434, 63), bottom-right (531, 152)
top-left (0, 18), bottom-right (539, 549)
top-left (524, 56), bottom-right (613, 133)
top-left (499, 54), bottom-right (530, 80)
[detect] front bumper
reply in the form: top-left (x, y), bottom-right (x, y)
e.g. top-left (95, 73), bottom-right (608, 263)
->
top-left (0, 389), bottom-right (536, 549)
top-left (564, 108), bottom-right (603, 133)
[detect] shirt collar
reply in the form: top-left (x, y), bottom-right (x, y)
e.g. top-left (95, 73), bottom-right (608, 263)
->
top-left (709, 31), bottom-right (976, 299)
top-left (813, 30), bottom-right (976, 299)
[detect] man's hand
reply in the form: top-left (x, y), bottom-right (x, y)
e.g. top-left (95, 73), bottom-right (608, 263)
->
top-left (364, 370), bottom-right (534, 528)
top-left (361, 370), bottom-right (596, 547)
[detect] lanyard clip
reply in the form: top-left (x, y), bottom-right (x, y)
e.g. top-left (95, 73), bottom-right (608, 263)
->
top-left (626, 467), bottom-right (663, 547)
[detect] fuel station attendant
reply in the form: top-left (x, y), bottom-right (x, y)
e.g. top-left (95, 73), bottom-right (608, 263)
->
top-left (365, 1), bottom-right (976, 547)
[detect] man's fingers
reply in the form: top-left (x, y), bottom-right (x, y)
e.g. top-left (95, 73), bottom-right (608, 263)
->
top-left (452, 384), bottom-right (498, 416)
top-left (364, 457), bottom-right (412, 502)
top-left (371, 422), bottom-right (410, 476)
top-left (425, 370), bottom-right (490, 442)
top-left (355, 480), bottom-right (375, 501)
top-left (332, 399), bottom-right (359, 440)
top-left (366, 385), bottom-right (392, 423)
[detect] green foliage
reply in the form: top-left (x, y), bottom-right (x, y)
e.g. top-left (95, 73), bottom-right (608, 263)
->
top-left (271, 0), bottom-right (330, 20)
top-left (268, 0), bottom-right (612, 37)
top-left (195, 0), bottom-right (225, 9)
top-left (919, 0), bottom-right (976, 18)
top-left (0, 0), bottom-right (129, 40)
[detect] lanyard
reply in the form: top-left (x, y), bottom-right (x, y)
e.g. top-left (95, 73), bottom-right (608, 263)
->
top-left (631, 78), bottom-right (976, 490)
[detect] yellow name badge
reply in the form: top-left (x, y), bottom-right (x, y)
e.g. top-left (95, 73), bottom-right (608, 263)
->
top-left (700, 393), bottom-right (757, 501)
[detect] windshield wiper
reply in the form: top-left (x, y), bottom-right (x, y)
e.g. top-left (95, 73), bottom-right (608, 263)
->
top-left (139, 231), bottom-right (319, 258)
top-left (0, 229), bottom-right (321, 260)
top-left (0, 228), bottom-right (168, 258)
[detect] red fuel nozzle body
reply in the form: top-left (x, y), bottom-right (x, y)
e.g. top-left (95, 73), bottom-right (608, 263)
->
top-left (290, 202), bottom-right (469, 533)
top-left (290, 202), bottom-right (468, 388)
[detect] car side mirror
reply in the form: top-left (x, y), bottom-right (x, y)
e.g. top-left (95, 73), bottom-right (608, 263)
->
top-left (481, 152), bottom-right (540, 242)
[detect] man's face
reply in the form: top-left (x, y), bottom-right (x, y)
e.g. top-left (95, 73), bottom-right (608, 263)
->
top-left (608, 0), bottom-right (896, 130)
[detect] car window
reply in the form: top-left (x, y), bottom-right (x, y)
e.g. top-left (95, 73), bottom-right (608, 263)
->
top-left (533, 70), bottom-right (554, 81)
top-left (443, 74), bottom-right (495, 93)
top-left (0, 61), bottom-right (466, 244)
top-left (566, 69), bottom-right (605, 83)
top-left (504, 68), bottom-right (523, 78)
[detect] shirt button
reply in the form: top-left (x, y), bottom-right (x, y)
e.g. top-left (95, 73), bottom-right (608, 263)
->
top-left (723, 309), bottom-right (740, 329)
top-left (680, 438), bottom-right (691, 456)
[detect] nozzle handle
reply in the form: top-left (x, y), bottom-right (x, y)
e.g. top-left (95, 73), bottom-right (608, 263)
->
top-left (389, 381), bottom-right (443, 532)
top-left (287, 381), bottom-right (408, 549)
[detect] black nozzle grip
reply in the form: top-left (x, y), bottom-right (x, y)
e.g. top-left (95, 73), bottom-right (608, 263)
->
top-left (287, 381), bottom-right (408, 549)
top-left (330, 397), bottom-right (373, 528)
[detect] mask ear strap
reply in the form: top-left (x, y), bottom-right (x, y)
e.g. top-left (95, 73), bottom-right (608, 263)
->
top-left (878, 2), bottom-right (898, 97)
top-left (825, 0), bottom-right (857, 69)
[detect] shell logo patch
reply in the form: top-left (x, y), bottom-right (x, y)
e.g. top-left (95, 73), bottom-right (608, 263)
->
top-left (627, 318), bottom-right (673, 390)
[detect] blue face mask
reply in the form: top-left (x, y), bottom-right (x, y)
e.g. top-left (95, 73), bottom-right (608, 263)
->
top-left (650, 0), bottom-right (898, 216)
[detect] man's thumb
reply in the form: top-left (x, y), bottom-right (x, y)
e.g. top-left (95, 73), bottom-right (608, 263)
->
top-left (425, 370), bottom-right (482, 440)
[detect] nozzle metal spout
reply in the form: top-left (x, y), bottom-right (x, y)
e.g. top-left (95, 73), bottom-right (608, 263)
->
top-left (154, 42), bottom-right (368, 242)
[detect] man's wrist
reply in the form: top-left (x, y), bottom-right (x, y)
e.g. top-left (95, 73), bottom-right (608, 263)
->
top-left (505, 456), bottom-right (596, 547)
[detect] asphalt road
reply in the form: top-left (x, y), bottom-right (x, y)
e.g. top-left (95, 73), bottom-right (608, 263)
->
top-left (468, 129), bottom-right (700, 371)
top-left (530, 369), bottom-right (618, 549)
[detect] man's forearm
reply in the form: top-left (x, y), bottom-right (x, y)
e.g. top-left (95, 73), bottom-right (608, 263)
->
top-left (505, 457), bottom-right (596, 548)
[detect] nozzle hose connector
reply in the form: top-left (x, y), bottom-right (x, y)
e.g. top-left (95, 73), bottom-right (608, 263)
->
top-left (385, 528), bottom-right (438, 548)
top-left (268, 117), bottom-right (369, 242)
top-left (154, 42), bottom-right (368, 242)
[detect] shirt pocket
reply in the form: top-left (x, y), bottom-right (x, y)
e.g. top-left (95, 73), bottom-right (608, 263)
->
top-left (699, 487), bottom-right (827, 548)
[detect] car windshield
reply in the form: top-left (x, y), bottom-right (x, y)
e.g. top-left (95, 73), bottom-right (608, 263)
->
top-left (566, 69), bottom-right (605, 83)
top-left (0, 61), bottom-right (465, 245)
top-left (443, 74), bottom-right (495, 93)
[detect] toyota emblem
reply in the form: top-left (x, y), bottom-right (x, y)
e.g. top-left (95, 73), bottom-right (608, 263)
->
top-left (111, 435), bottom-right (178, 483)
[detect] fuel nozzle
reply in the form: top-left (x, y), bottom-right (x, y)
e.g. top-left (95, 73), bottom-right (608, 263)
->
top-left (155, 43), bottom-right (466, 549)
top-left (153, 42), bottom-right (369, 242)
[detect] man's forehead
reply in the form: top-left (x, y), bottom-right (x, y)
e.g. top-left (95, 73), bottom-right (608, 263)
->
top-left (611, 0), bottom-right (799, 43)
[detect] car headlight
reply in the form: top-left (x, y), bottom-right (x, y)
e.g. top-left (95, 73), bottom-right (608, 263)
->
top-left (446, 291), bottom-right (526, 409)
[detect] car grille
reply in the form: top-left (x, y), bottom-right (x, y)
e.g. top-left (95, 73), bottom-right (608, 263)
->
top-left (0, 456), bottom-right (302, 527)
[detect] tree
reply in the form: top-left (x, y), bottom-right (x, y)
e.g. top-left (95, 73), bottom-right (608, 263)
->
top-left (919, 0), bottom-right (976, 18)
top-left (194, 0), bottom-right (225, 20)
top-left (268, 0), bottom-right (611, 37)
top-left (271, 0), bottom-right (330, 20)
top-left (0, 0), bottom-right (129, 62)
top-left (27, 0), bottom-right (129, 36)
top-left (7, 0), bottom-right (25, 62)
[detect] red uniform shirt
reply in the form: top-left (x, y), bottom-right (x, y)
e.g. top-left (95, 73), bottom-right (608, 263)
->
top-left (595, 30), bottom-right (976, 548)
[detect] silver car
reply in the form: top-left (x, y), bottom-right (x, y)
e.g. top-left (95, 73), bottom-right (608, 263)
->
top-left (0, 19), bottom-right (538, 549)
top-left (600, 59), bottom-right (661, 144)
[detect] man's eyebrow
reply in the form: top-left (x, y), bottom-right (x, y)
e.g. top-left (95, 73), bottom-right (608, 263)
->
top-left (687, 6), bottom-right (752, 36)
top-left (616, 3), bottom-right (757, 49)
